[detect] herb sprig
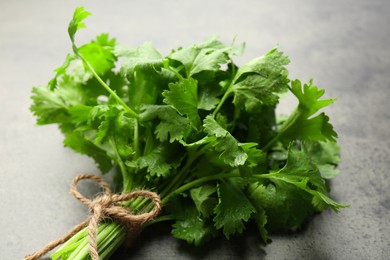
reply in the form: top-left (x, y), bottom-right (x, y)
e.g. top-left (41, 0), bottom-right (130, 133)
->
top-left (31, 7), bottom-right (347, 259)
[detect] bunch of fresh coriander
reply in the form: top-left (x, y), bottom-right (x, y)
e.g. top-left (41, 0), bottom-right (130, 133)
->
top-left (30, 7), bottom-right (347, 259)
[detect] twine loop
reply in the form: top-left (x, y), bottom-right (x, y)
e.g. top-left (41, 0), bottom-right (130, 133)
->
top-left (25, 174), bottom-right (162, 260)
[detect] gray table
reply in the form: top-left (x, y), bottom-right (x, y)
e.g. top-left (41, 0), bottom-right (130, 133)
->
top-left (1, 0), bottom-right (389, 259)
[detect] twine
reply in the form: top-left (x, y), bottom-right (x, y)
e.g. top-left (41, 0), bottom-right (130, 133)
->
top-left (25, 174), bottom-right (161, 260)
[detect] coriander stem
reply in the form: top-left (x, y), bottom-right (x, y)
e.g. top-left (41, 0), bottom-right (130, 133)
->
top-left (261, 134), bottom-right (280, 151)
top-left (262, 107), bottom-right (302, 151)
top-left (109, 137), bottom-right (132, 192)
top-left (212, 87), bottom-right (232, 117)
top-left (212, 60), bottom-right (237, 117)
top-left (159, 154), bottom-right (194, 198)
top-left (134, 118), bottom-right (140, 158)
top-left (163, 171), bottom-right (279, 205)
top-left (72, 44), bottom-right (138, 119)
top-left (144, 215), bottom-right (175, 227)
top-left (166, 65), bottom-right (185, 80)
top-left (162, 172), bottom-right (240, 204)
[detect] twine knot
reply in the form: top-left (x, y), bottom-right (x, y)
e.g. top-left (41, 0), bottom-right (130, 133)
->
top-left (25, 174), bottom-right (162, 260)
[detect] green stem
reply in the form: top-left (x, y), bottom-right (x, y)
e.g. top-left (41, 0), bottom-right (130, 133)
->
top-left (212, 88), bottom-right (232, 117)
top-left (159, 151), bottom-right (197, 198)
top-left (72, 44), bottom-right (138, 118)
top-left (162, 171), bottom-right (279, 205)
top-left (166, 65), bottom-right (185, 80)
top-left (261, 134), bottom-right (280, 151)
top-left (262, 107), bottom-right (302, 151)
top-left (133, 118), bottom-right (140, 157)
top-left (162, 172), bottom-right (240, 204)
top-left (109, 137), bottom-right (132, 192)
top-left (144, 215), bottom-right (175, 227)
top-left (212, 59), bottom-right (238, 117)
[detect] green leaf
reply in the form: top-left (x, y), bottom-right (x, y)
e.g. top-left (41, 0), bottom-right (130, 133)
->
top-left (197, 81), bottom-right (223, 111)
top-left (68, 6), bottom-right (91, 42)
top-left (305, 141), bottom-right (341, 179)
top-left (278, 80), bottom-right (338, 142)
top-left (248, 181), bottom-right (314, 231)
top-left (245, 105), bottom-right (277, 146)
top-left (63, 132), bottom-right (112, 173)
top-left (170, 197), bottom-right (217, 245)
top-left (231, 48), bottom-right (290, 111)
top-left (115, 43), bottom-right (167, 110)
top-left (169, 37), bottom-right (232, 77)
top-left (190, 185), bottom-right (217, 218)
top-left (78, 34), bottom-right (117, 76)
top-left (163, 78), bottom-right (201, 130)
top-left (214, 181), bottom-right (256, 239)
top-left (266, 143), bottom-right (347, 211)
top-left (30, 87), bottom-right (69, 125)
top-left (291, 79), bottom-right (335, 117)
top-left (69, 103), bottom-right (135, 159)
top-left (140, 105), bottom-right (192, 142)
top-left (115, 42), bottom-right (163, 77)
top-left (203, 116), bottom-right (248, 167)
top-left (48, 54), bottom-right (76, 90)
top-left (126, 143), bottom-right (181, 179)
top-left (95, 105), bottom-right (123, 144)
top-left (251, 205), bottom-right (270, 242)
top-left (128, 64), bottom-right (164, 111)
top-left (239, 143), bottom-right (265, 168)
top-left (31, 72), bottom-right (99, 125)
top-left (172, 211), bottom-right (216, 246)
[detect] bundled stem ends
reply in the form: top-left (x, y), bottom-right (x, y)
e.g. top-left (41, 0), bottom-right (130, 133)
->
top-left (24, 174), bottom-right (161, 260)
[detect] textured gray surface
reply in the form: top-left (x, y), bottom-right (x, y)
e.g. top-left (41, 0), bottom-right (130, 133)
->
top-left (1, 0), bottom-right (389, 259)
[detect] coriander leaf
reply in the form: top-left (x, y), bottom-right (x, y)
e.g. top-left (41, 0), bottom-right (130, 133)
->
top-left (140, 105), bottom-right (192, 142)
top-left (190, 185), bottom-right (217, 218)
top-left (68, 104), bottom-right (93, 126)
top-left (111, 112), bottom-right (135, 159)
top-left (170, 196), bottom-right (217, 246)
top-left (63, 131), bottom-right (112, 173)
top-left (214, 180), bottom-right (256, 239)
top-left (197, 81), bottom-right (223, 111)
top-left (115, 42), bottom-right (163, 77)
top-left (169, 37), bottom-right (231, 77)
top-left (251, 205), bottom-right (270, 242)
top-left (68, 6), bottom-right (91, 42)
top-left (291, 79), bottom-right (335, 117)
top-left (277, 80), bottom-right (337, 142)
top-left (203, 115), bottom-right (248, 167)
top-left (163, 78), bottom-right (201, 130)
top-left (127, 63), bottom-right (164, 111)
top-left (116, 43), bottom-right (166, 110)
top-left (94, 105), bottom-right (123, 144)
top-left (48, 54), bottom-right (76, 90)
top-left (305, 141), bottom-right (341, 179)
top-left (78, 34), bottom-right (117, 76)
top-left (172, 210), bottom-right (216, 246)
top-left (31, 73), bottom-right (97, 125)
top-left (126, 143), bottom-right (182, 179)
top-left (203, 115), bottom-right (228, 137)
top-left (239, 143), bottom-right (265, 168)
top-left (244, 105), bottom-right (277, 146)
top-left (248, 181), bottom-right (314, 232)
top-left (30, 87), bottom-right (69, 125)
top-left (69, 103), bottom-right (135, 159)
top-left (265, 143), bottom-right (347, 211)
top-left (231, 48), bottom-right (290, 111)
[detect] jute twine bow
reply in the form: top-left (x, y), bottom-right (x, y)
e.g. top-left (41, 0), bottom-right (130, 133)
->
top-left (25, 174), bottom-right (162, 260)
